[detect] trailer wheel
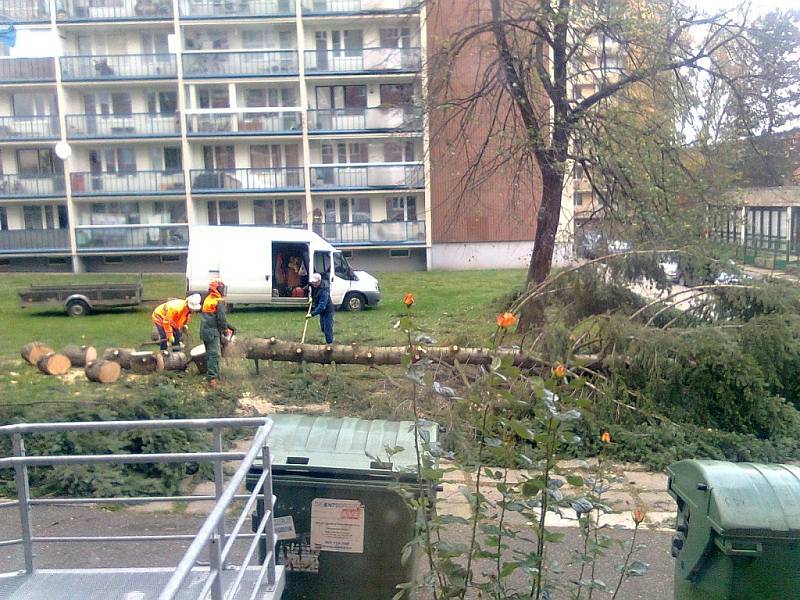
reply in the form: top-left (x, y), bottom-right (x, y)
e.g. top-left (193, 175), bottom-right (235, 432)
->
top-left (343, 292), bottom-right (366, 312)
top-left (66, 299), bottom-right (90, 317)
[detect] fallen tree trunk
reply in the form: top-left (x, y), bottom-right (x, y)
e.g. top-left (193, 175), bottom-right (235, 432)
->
top-left (21, 342), bottom-right (54, 365)
top-left (36, 353), bottom-right (71, 375)
top-left (62, 344), bottom-right (97, 368)
top-left (129, 351), bottom-right (165, 374)
top-left (102, 347), bottom-right (135, 369)
top-left (85, 360), bottom-right (122, 383)
top-left (162, 351), bottom-right (189, 371)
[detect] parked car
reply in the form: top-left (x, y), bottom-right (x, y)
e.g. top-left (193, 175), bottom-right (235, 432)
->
top-left (660, 256), bottom-right (746, 287)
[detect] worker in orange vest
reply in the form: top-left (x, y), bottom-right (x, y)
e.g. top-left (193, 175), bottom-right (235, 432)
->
top-left (200, 279), bottom-right (233, 387)
top-left (152, 294), bottom-right (202, 351)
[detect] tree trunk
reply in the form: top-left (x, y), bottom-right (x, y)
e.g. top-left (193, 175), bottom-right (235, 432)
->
top-left (101, 347), bottom-right (135, 370)
top-left (62, 344), bottom-right (98, 368)
top-left (162, 351), bottom-right (189, 371)
top-left (129, 351), bottom-right (165, 374)
top-left (21, 342), bottom-right (54, 365)
top-left (85, 360), bottom-right (122, 383)
top-left (189, 344), bottom-right (207, 374)
top-left (36, 353), bottom-right (71, 375)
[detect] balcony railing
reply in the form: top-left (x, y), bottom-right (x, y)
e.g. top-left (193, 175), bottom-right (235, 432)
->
top-left (308, 106), bottom-right (422, 133)
top-left (0, 174), bottom-right (65, 197)
top-left (182, 51), bottom-right (298, 78)
top-left (57, 0), bottom-right (172, 20)
top-left (0, 115), bottom-right (60, 140)
top-left (0, 228), bottom-right (70, 253)
top-left (179, 0), bottom-right (294, 18)
top-left (190, 167), bottom-right (304, 192)
top-left (186, 109), bottom-right (301, 136)
top-left (304, 47), bottom-right (420, 74)
top-left (60, 54), bottom-right (177, 81)
top-left (70, 171), bottom-right (185, 196)
top-left (302, 0), bottom-right (418, 13)
top-left (0, 58), bottom-right (56, 83)
top-left (310, 163), bottom-right (423, 190)
top-left (315, 219), bottom-right (425, 244)
top-left (66, 112), bottom-right (181, 138)
top-left (75, 224), bottom-right (189, 251)
top-left (1, 0), bottom-right (50, 22)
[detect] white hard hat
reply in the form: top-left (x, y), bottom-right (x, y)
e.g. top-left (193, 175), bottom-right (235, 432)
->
top-left (186, 293), bottom-right (202, 311)
top-left (310, 273), bottom-right (322, 284)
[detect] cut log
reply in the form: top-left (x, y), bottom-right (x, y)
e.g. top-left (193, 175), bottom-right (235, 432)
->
top-left (36, 353), bottom-right (71, 375)
top-left (162, 351), bottom-right (189, 372)
top-left (85, 360), bottom-right (122, 383)
top-left (21, 342), bottom-right (54, 365)
top-left (189, 344), bottom-right (207, 374)
top-left (62, 344), bottom-right (97, 368)
top-left (129, 351), bottom-right (165, 374)
top-left (101, 347), bottom-right (135, 370)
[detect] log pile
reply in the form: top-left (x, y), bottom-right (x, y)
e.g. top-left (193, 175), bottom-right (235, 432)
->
top-left (21, 342), bottom-right (54, 365)
top-left (36, 353), bottom-right (71, 375)
top-left (62, 345), bottom-right (97, 367)
top-left (85, 360), bottom-right (121, 383)
top-left (102, 347), bottom-right (135, 369)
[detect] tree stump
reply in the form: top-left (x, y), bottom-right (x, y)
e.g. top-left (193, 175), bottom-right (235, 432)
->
top-left (21, 342), bottom-right (54, 365)
top-left (162, 351), bottom-right (189, 371)
top-left (189, 344), bottom-right (207, 374)
top-left (129, 351), bottom-right (165, 374)
top-left (62, 345), bottom-right (97, 368)
top-left (101, 347), bottom-right (135, 370)
top-left (36, 353), bottom-right (71, 375)
top-left (85, 360), bottom-right (122, 383)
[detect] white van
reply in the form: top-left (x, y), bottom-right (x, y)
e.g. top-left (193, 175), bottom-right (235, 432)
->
top-left (186, 226), bottom-right (380, 311)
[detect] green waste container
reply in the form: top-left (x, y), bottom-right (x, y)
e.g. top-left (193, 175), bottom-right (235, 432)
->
top-left (247, 414), bottom-right (438, 600)
top-left (668, 460), bottom-right (800, 600)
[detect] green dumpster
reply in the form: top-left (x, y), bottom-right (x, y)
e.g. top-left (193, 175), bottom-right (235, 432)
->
top-left (668, 460), bottom-right (800, 600)
top-left (247, 414), bottom-right (438, 600)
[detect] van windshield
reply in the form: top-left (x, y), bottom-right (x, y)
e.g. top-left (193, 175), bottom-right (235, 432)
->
top-left (334, 252), bottom-right (353, 280)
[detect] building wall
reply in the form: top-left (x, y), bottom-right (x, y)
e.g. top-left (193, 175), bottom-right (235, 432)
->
top-left (346, 247), bottom-right (426, 272)
top-left (0, 256), bottom-right (72, 272)
top-left (80, 254), bottom-right (186, 273)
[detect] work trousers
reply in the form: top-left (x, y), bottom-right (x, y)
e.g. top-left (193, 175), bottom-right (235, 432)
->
top-left (319, 312), bottom-right (334, 344)
top-left (201, 327), bottom-right (221, 381)
top-left (155, 324), bottom-right (181, 351)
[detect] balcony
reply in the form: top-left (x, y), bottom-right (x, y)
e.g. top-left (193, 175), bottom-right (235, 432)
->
top-left (316, 220), bottom-right (425, 245)
top-left (0, 58), bottom-right (56, 83)
top-left (304, 47), bottom-right (420, 75)
top-left (179, 0), bottom-right (294, 18)
top-left (302, 0), bottom-right (418, 14)
top-left (66, 113), bottom-right (181, 139)
top-left (0, 115), bottom-right (60, 140)
top-left (75, 224), bottom-right (189, 252)
top-left (57, 0), bottom-right (172, 21)
top-left (190, 167), bottom-right (304, 193)
top-left (310, 163), bottom-right (423, 190)
top-left (69, 171), bottom-right (185, 196)
top-left (0, 229), bottom-right (70, 254)
top-left (60, 55), bottom-right (177, 81)
top-left (182, 51), bottom-right (298, 78)
top-left (0, 174), bottom-right (65, 198)
top-left (308, 106), bottom-right (422, 133)
top-left (2, 0), bottom-right (50, 22)
top-left (186, 109), bottom-right (301, 136)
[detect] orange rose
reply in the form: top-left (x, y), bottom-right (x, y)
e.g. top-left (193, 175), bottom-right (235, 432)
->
top-left (633, 509), bottom-right (646, 525)
top-left (554, 363), bottom-right (566, 378)
top-left (600, 431), bottom-right (611, 443)
top-left (403, 292), bottom-right (415, 307)
top-left (496, 312), bottom-right (517, 329)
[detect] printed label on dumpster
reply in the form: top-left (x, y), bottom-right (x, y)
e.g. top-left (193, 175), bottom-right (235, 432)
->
top-left (310, 498), bottom-right (365, 553)
top-left (278, 534), bottom-right (320, 573)
top-left (274, 515), bottom-right (297, 541)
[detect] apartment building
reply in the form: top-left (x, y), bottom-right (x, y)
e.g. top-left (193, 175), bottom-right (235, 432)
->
top-left (0, 0), bottom-right (428, 272)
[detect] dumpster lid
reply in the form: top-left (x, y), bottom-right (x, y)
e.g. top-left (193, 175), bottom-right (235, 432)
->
top-left (262, 415), bottom-right (437, 479)
top-left (668, 460), bottom-right (800, 539)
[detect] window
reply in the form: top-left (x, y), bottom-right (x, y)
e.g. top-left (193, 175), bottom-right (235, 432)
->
top-left (379, 84), bottom-right (414, 107)
top-left (390, 249), bottom-right (410, 258)
top-left (315, 85), bottom-right (366, 109)
top-left (116, 148), bottom-right (137, 174)
top-left (203, 145), bottom-right (235, 169)
top-left (314, 250), bottom-right (331, 277)
top-left (198, 87), bottom-right (230, 109)
top-left (161, 255), bottom-right (180, 263)
top-left (12, 93), bottom-right (56, 116)
top-left (104, 256), bottom-right (124, 264)
top-left (88, 202), bottom-right (140, 225)
top-left (253, 199), bottom-right (274, 225)
top-left (16, 149), bottom-right (56, 175)
top-left (343, 30), bottom-right (363, 55)
top-left (163, 148), bottom-right (182, 173)
top-left (242, 30), bottom-right (265, 49)
top-left (384, 141), bottom-right (415, 162)
top-left (48, 257), bottom-right (68, 265)
top-left (351, 197), bottom-right (370, 223)
top-left (153, 201), bottom-right (187, 223)
top-left (333, 252), bottom-right (351, 279)
top-left (250, 145), bottom-right (284, 169)
top-left (111, 92), bottom-right (132, 115)
top-left (24, 206), bottom-right (43, 229)
top-left (208, 200), bottom-right (239, 225)
top-left (0, 207), bottom-right (7, 230)
top-left (386, 195), bottom-right (417, 221)
top-left (349, 143), bottom-right (368, 163)
top-left (379, 27), bottom-right (411, 48)
top-left (341, 249), bottom-right (352, 258)
top-left (148, 91), bottom-right (177, 115)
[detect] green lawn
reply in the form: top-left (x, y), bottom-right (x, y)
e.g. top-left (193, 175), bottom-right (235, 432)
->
top-left (3, 270), bottom-right (525, 359)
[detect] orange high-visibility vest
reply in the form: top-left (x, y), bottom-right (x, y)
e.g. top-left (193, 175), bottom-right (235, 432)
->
top-left (152, 298), bottom-right (190, 339)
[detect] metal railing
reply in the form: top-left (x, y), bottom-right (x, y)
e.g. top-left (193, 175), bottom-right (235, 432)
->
top-left (70, 170), bottom-right (185, 195)
top-left (0, 228), bottom-right (70, 253)
top-left (315, 219), bottom-right (425, 244)
top-left (0, 115), bottom-right (60, 139)
top-left (179, 0), bottom-right (294, 18)
top-left (75, 224), bottom-right (189, 251)
top-left (66, 112), bottom-right (181, 138)
top-left (0, 57), bottom-right (56, 83)
top-left (186, 109), bottom-right (301, 136)
top-left (302, 0), bottom-right (418, 13)
top-left (0, 0), bottom-right (50, 22)
top-left (57, 0), bottom-right (173, 20)
top-left (60, 54), bottom-right (177, 81)
top-left (308, 106), bottom-right (422, 133)
top-left (190, 167), bottom-right (304, 192)
top-left (0, 173), bottom-right (66, 197)
top-left (310, 162), bottom-right (423, 189)
top-left (182, 50), bottom-right (298, 78)
top-left (304, 47), bottom-right (421, 74)
top-left (0, 417), bottom-right (280, 600)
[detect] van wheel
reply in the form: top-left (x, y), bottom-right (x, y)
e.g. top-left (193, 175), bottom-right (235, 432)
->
top-left (66, 299), bottom-right (90, 317)
top-left (343, 293), bottom-right (366, 312)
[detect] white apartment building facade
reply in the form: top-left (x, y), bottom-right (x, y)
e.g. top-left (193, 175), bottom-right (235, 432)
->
top-left (0, 0), bottom-right (429, 272)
